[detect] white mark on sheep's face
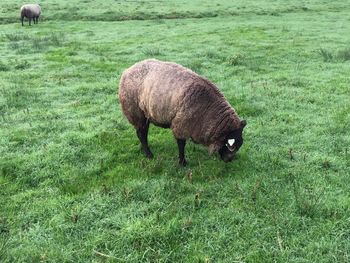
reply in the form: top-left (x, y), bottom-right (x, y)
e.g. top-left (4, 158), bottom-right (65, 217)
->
top-left (225, 139), bottom-right (236, 152)
top-left (219, 121), bottom-right (246, 162)
top-left (228, 139), bottom-right (235, 146)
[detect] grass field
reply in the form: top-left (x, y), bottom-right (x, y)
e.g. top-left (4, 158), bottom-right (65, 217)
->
top-left (1, 0), bottom-right (350, 262)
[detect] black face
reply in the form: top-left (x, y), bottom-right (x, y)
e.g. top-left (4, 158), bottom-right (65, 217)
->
top-left (218, 120), bottom-right (246, 163)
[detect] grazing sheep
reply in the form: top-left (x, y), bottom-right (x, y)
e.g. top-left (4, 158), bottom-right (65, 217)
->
top-left (119, 59), bottom-right (246, 166)
top-left (20, 4), bottom-right (41, 26)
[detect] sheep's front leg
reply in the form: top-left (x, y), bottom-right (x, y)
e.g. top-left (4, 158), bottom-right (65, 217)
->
top-left (136, 121), bottom-right (153, 159)
top-left (176, 139), bottom-right (187, 166)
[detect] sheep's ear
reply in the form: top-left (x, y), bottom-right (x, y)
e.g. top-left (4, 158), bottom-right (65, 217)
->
top-left (240, 119), bottom-right (247, 128)
top-left (208, 144), bottom-right (219, 155)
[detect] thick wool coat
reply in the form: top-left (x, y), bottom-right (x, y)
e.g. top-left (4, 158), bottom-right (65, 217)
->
top-left (119, 59), bottom-right (242, 152)
top-left (21, 4), bottom-right (41, 19)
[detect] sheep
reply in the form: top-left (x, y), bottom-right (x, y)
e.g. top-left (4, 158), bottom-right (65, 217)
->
top-left (118, 59), bottom-right (246, 166)
top-left (20, 4), bottom-right (41, 26)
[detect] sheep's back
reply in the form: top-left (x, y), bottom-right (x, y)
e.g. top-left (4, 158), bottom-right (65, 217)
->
top-left (119, 59), bottom-right (237, 141)
top-left (119, 60), bottom-right (197, 124)
top-left (21, 4), bottom-right (41, 17)
top-left (139, 61), bottom-right (195, 124)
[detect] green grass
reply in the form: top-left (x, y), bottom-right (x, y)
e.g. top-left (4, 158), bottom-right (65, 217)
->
top-left (1, 0), bottom-right (350, 262)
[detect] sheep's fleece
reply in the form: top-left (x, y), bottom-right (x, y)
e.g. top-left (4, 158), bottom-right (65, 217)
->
top-left (119, 59), bottom-right (246, 164)
top-left (20, 4), bottom-right (41, 25)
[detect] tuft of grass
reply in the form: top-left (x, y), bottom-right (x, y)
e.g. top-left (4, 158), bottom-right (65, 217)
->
top-left (48, 33), bottom-right (64, 46)
top-left (32, 33), bottom-right (65, 51)
top-left (203, 49), bottom-right (224, 60)
top-left (142, 46), bottom-right (161, 56)
top-left (290, 174), bottom-right (326, 218)
top-left (337, 48), bottom-right (350, 61)
top-left (185, 59), bottom-right (203, 73)
top-left (31, 38), bottom-right (45, 51)
top-left (226, 53), bottom-right (246, 66)
top-left (0, 61), bottom-right (10, 71)
top-left (5, 33), bottom-right (30, 41)
top-left (6, 33), bottom-right (65, 53)
top-left (318, 47), bottom-right (350, 62)
top-left (7, 41), bottom-right (21, 50)
top-left (14, 60), bottom-right (30, 70)
top-left (318, 48), bottom-right (334, 62)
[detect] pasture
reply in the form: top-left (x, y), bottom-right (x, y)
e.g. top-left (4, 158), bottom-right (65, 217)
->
top-left (0, 0), bottom-right (349, 262)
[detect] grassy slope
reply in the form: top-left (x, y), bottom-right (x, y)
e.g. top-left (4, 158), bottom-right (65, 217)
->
top-left (1, 0), bottom-right (349, 262)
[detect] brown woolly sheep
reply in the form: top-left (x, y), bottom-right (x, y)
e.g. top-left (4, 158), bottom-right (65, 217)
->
top-left (119, 59), bottom-right (246, 166)
top-left (20, 4), bottom-right (41, 26)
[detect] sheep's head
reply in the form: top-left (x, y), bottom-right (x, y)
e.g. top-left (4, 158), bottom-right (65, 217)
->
top-left (209, 119), bottom-right (246, 162)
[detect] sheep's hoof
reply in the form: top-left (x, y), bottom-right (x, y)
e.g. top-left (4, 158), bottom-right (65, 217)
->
top-left (179, 158), bottom-right (187, 167)
top-left (145, 152), bottom-right (153, 159)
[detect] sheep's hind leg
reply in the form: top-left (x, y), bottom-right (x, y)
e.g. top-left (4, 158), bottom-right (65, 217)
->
top-left (176, 139), bottom-right (187, 166)
top-left (136, 120), bottom-right (153, 159)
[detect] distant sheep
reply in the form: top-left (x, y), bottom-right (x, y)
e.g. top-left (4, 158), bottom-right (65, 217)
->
top-left (119, 59), bottom-right (246, 166)
top-left (20, 4), bottom-right (41, 26)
